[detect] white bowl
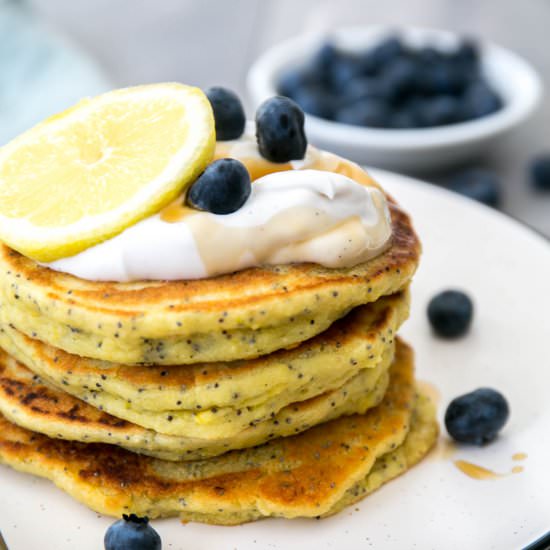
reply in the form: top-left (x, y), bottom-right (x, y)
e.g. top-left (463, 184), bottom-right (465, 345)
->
top-left (247, 26), bottom-right (543, 173)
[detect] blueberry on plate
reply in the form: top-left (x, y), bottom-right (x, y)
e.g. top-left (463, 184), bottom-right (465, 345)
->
top-left (529, 154), bottom-right (550, 191)
top-left (104, 514), bottom-right (161, 550)
top-left (187, 158), bottom-right (251, 214)
top-left (334, 98), bottom-right (391, 128)
top-left (255, 96), bottom-right (307, 162)
top-left (427, 290), bottom-right (473, 338)
top-left (205, 86), bottom-right (246, 141)
top-left (445, 388), bottom-right (509, 445)
top-left (447, 168), bottom-right (501, 207)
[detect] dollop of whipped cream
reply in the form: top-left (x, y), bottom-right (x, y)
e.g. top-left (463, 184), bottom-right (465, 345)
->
top-left (45, 167), bottom-right (392, 281)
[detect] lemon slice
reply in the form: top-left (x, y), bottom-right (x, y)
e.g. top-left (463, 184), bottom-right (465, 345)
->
top-left (0, 83), bottom-right (215, 262)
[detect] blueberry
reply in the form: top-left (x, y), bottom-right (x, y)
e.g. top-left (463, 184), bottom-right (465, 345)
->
top-left (452, 39), bottom-right (480, 68)
top-left (379, 57), bottom-right (417, 100)
top-left (418, 95), bottom-right (461, 127)
top-left (341, 77), bottom-right (391, 105)
top-left (205, 86), bottom-right (245, 141)
top-left (415, 46), bottom-right (447, 66)
top-left (104, 514), bottom-right (161, 550)
top-left (530, 154), bottom-right (550, 191)
top-left (255, 96), bottom-right (307, 162)
top-left (310, 41), bottom-right (340, 75)
top-left (390, 108), bottom-right (420, 129)
top-left (364, 35), bottom-right (405, 69)
top-left (427, 290), bottom-right (473, 338)
top-left (334, 98), bottom-right (391, 128)
top-left (461, 81), bottom-right (503, 120)
top-left (291, 85), bottom-right (336, 119)
top-left (445, 388), bottom-right (509, 445)
top-left (291, 44), bottom-right (338, 92)
top-left (326, 53), bottom-right (364, 92)
top-left (416, 64), bottom-right (468, 96)
top-left (277, 67), bottom-right (315, 98)
top-left (187, 159), bottom-right (251, 214)
top-left (400, 96), bottom-right (426, 123)
top-left (448, 168), bottom-right (501, 207)
top-left (357, 50), bottom-right (381, 77)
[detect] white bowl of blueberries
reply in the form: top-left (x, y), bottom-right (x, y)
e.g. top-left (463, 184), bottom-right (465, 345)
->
top-left (247, 26), bottom-right (542, 173)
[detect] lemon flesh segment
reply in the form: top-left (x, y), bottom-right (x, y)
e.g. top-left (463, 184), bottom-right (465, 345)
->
top-left (0, 83), bottom-right (215, 262)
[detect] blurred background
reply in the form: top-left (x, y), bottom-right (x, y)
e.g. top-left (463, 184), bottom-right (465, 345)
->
top-left (3, 0), bottom-right (550, 234)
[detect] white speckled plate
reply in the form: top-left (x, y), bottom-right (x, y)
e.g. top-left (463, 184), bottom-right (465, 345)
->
top-left (2, 170), bottom-right (550, 550)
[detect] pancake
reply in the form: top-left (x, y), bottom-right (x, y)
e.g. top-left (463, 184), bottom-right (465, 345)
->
top-left (0, 194), bottom-right (420, 365)
top-left (325, 391), bottom-right (439, 517)
top-left (0, 340), bottom-right (438, 523)
top-left (0, 291), bottom-right (407, 437)
top-left (0, 345), bottom-right (391, 460)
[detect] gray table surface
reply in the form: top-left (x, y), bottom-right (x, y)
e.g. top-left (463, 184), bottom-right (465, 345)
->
top-left (29, 0), bottom-right (550, 237)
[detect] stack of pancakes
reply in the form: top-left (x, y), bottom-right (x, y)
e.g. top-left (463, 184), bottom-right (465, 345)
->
top-left (0, 170), bottom-right (438, 524)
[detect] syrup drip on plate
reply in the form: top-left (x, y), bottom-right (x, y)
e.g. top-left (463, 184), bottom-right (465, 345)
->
top-left (454, 460), bottom-right (502, 480)
top-left (512, 452), bottom-right (527, 461)
top-left (453, 455), bottom-right (527, 480)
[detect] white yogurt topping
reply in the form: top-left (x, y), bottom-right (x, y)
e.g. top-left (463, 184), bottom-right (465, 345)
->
top-left (45, 169), bottom-right (392, 282)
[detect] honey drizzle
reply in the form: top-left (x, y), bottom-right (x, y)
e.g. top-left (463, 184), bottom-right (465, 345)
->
top-left (512, 452), bottom-right (528, 461)
top-left (454, 460), bottom-right (502, 480)
top-left (454, 457), bottom-right (527, 480)
top-left (160, 198), bottom-right (195, 223)
top-left (159, 144), bottom-right (380, 224)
